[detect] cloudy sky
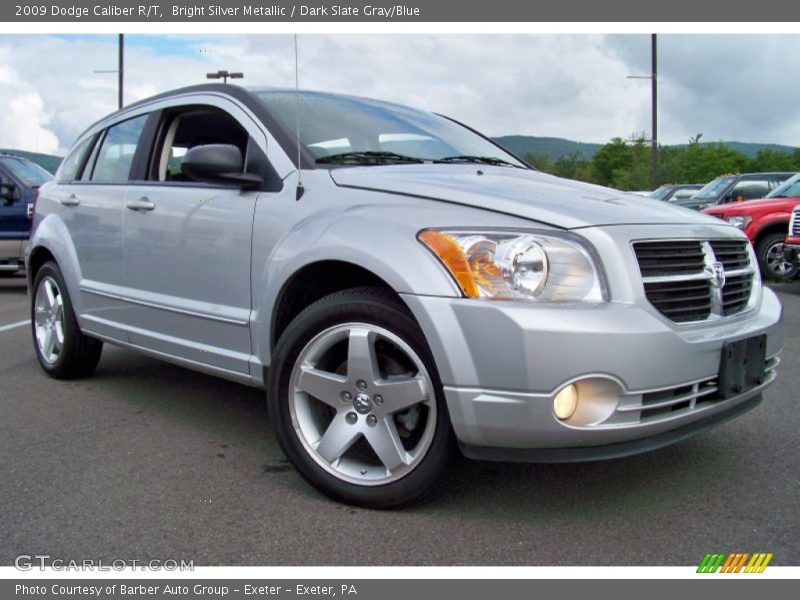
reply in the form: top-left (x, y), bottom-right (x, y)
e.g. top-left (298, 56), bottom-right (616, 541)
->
top-left (0, 34), bottom-right (798, 155)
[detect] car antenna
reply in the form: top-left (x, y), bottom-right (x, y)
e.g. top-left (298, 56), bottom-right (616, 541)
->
top-left (294, 34), bottom-right (305, 201)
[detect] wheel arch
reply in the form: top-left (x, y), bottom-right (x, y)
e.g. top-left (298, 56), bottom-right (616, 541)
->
top-left (26, 215), bottom-right (84, 316)
top-left (270, 260), bottom-right (398, 352)
top-left (753, 219), bottom-right (790, 247)
top-left (27, 245), bottom-right (57, 289)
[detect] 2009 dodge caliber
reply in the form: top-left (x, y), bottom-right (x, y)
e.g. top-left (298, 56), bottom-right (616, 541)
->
top-left (28, 84), bottom-right (783, 507)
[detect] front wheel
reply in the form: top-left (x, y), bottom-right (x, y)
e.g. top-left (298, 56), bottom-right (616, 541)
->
top-left (31, 261), bottom-right (103, 379)
top-left (268, 287), bottom-right (455, 508)
top-left (757, 232), bottom-right (799, 281)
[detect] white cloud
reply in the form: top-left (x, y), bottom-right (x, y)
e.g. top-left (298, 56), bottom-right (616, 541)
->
top-left (0, 34), bottom-right (797, 155)
top-left (0, 48), bottom-right (60, 154)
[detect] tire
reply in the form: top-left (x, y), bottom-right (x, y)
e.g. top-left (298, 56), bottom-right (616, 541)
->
top-left (756, 232), bottom-right (798, 281)
top-left (31, 261), bottom-right (103, 379)
top-left (268, 286), bottom-right (455, 508)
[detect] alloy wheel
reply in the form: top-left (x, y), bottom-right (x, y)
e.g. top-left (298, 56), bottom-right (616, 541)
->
top-left (765, 241), bottom-right (794, 278)
top-left (288, 323), bottom-right (437, 486)
top-left (34, 276), bottom-right (65, 365)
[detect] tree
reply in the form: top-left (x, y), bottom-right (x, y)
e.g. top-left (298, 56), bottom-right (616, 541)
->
top-left (746, 149), bottom-right (798, 173)
top-left (524, 152), bottom-right (554, 173)
top-left (552, 152), bottom-right (592, 181)
top-left (590, 138), bottom-right (632, 187)
top-left (589, 134), bottom-right (651, 190)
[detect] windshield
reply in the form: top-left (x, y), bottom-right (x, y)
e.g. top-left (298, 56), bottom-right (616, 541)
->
top-left (0, 157), bottom-right (53, 186)
top-left (650, 186), bottom-right (673, 200)
top-left (255, 90), bottom-right (526, 168)
top-left (767, 172), bottom-right (800, 198)
top-left (693, 176), bottom-right (736, 201)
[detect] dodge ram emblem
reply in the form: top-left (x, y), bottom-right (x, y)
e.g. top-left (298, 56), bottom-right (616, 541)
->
top-left (711, 261), bottom-right (726, 288)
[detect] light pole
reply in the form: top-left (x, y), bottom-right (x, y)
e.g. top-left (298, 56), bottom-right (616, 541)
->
top-left (93, 34), bottom-right (124, 109)
top-left (206, 70), bottom-right (244, 84)
top-left (627, 34), bottom-right (658, 189)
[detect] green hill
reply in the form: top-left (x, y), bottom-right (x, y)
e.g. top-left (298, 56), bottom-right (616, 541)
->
top-left (2, 137), bottom-right (799, 177)
top-left (0, 149), bottom-right (62, 174)
top-left (493, 136), bottom-right (600, 160)
top-left (492, 136), bottom-right (799, 161)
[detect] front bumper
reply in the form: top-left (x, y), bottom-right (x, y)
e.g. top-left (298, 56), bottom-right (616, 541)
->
top-left (401, 286), bottom-right (782, 457)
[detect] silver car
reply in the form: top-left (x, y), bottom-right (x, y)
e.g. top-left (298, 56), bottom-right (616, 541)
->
top-left (27, 85), bottom-right (783, 507)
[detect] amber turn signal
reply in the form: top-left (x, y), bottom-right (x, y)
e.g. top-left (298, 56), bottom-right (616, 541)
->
top-left (418, 230), bottom-right (479, 297)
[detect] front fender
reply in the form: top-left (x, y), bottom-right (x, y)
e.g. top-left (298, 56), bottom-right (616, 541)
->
top-left (752, 214), bottom-right (790, 240)
top-left (249, 177), bottom-right (554, 371)
top-left (252, 206), bottom-right (462, 367)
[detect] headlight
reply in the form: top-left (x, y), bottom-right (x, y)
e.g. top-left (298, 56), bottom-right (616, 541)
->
top-left (418, 229), bottom-right (606, 302)
top-left (726, 215), bottom-right (752, 229)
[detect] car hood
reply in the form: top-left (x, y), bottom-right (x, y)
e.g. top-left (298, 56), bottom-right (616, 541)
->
top-left (705, 196), bottom-right (800, 215)
top-left (329, 165), bottom-right (722, 229)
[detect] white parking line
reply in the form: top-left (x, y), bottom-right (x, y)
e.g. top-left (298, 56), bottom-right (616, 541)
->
top-left (0, 319), bottom-right (30, 333)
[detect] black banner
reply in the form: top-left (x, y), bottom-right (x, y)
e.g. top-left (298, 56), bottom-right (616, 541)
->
top-left (4, 579), bottom-right (798, 599)
top-left (3, 0), bottom-right (800, 22)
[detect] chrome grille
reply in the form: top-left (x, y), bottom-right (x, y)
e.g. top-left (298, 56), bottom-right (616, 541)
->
top-left (641, 279), bottom-right (711, 322)
top-left (709, 239), bottom-right (750, 270)
top-left (721, 274), bottom-right (753, 315)
top-left (633, 238), bottom-right (756, 323)
top-left (791, 206), bottom-right (800, 236)
top-left (633, 240), bottom-right (705, 276)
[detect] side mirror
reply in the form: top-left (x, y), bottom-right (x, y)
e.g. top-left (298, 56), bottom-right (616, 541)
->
top-left (181, 144), bottom-right (262, 190)
top-left (0, 179), bottom-right (17, 204)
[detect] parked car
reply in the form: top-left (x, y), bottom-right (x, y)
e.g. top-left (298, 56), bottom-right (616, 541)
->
top-left (703, 173), bottom-right (800, 280)
top-left (675, 172), bottom-right (794, 211)
top-left (783, 205), bottom-right (800, 267)
top-left (27, 85), bottom-right (783, 507)
top-left (0, 154), bottom-right (52, 275)
top-left (650, 183), bottom-right (703, 203)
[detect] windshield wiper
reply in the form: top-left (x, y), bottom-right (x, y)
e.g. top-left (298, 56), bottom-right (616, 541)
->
top-left (434, 155), bottom-right (522, 168)
top-left (316, 151), bottom-right (424, 165)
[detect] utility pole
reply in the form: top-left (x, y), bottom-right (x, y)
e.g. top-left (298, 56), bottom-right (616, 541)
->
top-left (93, 34), bottom-right (124, 110)
top-left (627, 33), bottom-right (659, 189)
top-left (118, 34), bottom-right (124, 109)
top-left (650, 34), bottom-right (658, 190)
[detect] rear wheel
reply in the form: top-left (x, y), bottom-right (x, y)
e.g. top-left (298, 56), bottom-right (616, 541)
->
top-left (268, 287), bottom-right (455, 508)
top-left (31, 261), bottom-right (103, 379)
top-left (757, 232), bottom-right (798, 280)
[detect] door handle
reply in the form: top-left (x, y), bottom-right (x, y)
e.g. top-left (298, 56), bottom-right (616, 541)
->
top-left (126, 197), bottom-right (156, 212)
top-left (60, 194), bottom-right (80, 207)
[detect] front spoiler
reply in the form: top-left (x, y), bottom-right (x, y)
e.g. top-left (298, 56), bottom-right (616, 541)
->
top-left (459, 393), bottom-right (761, 463)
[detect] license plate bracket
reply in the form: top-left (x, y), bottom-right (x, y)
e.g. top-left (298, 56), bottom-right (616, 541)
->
top-left (718, 334), bottom-right (767, 399)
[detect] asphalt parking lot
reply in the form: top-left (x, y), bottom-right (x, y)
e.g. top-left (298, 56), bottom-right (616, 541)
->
top-left (0, 274), bottom-right (798, 566)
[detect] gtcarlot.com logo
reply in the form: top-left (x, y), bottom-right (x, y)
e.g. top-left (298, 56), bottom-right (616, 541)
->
top-left (697, 552), bottom-right (773, 573)
top-left (14, 554), bottom-right (194, 571)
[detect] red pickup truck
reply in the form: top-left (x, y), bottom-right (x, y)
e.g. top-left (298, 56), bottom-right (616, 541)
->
top-left (703, 173), bottom-right (800, 280)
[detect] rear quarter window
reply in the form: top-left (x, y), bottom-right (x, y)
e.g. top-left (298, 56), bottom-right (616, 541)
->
top-left (57, 136), bottom-right (96, 183)
top-left (89, 114), bottom-right (149, 184)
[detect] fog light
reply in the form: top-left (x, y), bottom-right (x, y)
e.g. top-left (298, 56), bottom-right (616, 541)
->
top-left (553, 384), bottom-right (578, 420)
